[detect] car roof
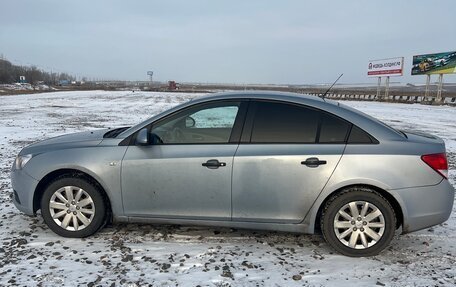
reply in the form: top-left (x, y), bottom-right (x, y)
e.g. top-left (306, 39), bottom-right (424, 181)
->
top-left (193, 90), bottom-right (326, 103)
top-left (119, 91), bottom-right (404, 141)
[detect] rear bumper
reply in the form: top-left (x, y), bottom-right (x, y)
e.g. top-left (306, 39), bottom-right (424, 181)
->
top-left (11, 168), bottom-right (39, 216)
top-left (392, 180), bottom-right (454, 233)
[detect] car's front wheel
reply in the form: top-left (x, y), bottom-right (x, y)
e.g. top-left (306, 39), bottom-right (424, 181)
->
top-left (41, 176), bottom-right (106, 237)
top-left (321, 187), bottom-right (396, 257)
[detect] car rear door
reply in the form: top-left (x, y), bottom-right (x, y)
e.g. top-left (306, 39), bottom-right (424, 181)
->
top-left (121, 100), bottom-right (247, 220)
top-left (232, 100), bottom-right (348, 223)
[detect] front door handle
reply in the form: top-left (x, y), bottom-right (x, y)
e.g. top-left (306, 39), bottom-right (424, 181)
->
top-left (301, 157), bottom-right (327, 168)
top-left (202, 159), bottom-right (226, 169)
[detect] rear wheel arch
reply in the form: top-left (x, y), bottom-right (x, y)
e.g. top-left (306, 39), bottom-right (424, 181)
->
top-left (33, 169), bottom-right (112, 222)
top-left (314, 184), bottom-right (403, 233)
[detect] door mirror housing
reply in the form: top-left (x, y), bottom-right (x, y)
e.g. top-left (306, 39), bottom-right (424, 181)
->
top-left (185, 116), bottom-right (196, 128)
top-left (136, 128), bottom-right (149, 145)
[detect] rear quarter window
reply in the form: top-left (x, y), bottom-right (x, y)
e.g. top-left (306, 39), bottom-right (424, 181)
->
top-left (318, 114), bottom-right (351, 143)
top-left (347, 125), bottom-right (375, 144)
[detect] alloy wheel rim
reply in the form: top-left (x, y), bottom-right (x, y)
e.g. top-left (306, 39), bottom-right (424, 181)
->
top-left (333, 201), bottom-right (385, 249)
top-left (49, 186), bottom-right (95, 231)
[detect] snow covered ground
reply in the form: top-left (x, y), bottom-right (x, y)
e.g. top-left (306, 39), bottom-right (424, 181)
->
top-left (0, 90), bottom-right (455, 287)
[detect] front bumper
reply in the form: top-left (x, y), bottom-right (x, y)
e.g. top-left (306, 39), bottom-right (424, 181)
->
top-left (11, 168), bottom-right (39, 216)
top-left (392, 179), bottom-right (455, 233)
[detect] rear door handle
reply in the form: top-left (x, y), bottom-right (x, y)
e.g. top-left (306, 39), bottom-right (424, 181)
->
top-left (202, 159), bottom-right (226, 169)
top-left (301, 157), bottom-right (327, 168)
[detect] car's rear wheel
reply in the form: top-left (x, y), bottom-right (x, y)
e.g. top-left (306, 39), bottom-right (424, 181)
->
top-left (321, 187), bottom-right (396, 257)
top-left (41, 176), bottom-right (106, 237)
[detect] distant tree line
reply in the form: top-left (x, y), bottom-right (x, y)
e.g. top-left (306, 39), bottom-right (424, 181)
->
top-left (0, 58), bottom-right (76, 85)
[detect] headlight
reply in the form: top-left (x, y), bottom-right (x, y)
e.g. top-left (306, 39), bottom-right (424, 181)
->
top-left (15, 154), bottom-right (33, 170)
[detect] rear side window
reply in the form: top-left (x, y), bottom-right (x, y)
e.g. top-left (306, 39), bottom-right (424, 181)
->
top-left (318, 114), bottom-right (351, 143)
top-left (248, 101), bottom-right (376, 144)
top-left (251, 102), bottom-right (319, 143)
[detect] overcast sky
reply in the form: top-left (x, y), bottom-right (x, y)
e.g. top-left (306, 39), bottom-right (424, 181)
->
top-left (1, 0), bottom-right (456, 84)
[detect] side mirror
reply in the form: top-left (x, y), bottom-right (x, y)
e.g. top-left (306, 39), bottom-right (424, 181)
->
top-left (185, 116), bottom-right (196, 128)
top-left (135, 128), bottom-right (149, 145)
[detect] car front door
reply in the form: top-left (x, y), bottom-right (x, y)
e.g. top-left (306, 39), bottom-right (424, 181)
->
top-left (121, 100), bottom-right (247, 220)
top-left (232, 101), bottom-right (349, 223)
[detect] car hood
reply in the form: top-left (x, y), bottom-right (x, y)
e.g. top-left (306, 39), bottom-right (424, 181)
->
top-left (20, 129), bottom-right (109, 155)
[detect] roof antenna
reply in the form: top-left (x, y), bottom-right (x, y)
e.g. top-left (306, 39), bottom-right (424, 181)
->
top-left (320, 73), bottom-right (343, 100)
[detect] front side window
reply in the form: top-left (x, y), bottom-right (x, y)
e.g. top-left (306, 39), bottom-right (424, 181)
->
top-left (151, 102), bottom-right (240, 144)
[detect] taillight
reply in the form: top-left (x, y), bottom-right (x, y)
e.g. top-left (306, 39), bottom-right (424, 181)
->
top-left (421, 153), bottom-right (448, 179)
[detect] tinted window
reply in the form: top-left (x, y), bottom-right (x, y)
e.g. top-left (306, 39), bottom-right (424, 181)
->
top-left (347, 125), bottom-right (373, 143)
top-left (151, 103), bottom-right (240, 144)
top-left (251, 102), bottom-right (319, 143)
top-left (319, 114), bottom-right (351, 143)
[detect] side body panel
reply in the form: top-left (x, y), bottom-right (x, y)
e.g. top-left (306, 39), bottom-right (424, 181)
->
top-left (121, 144), bottom-right (238, 220)
top-left (21, 144), bottom-right (127, 216)
top-left (303, 143), bottom-right (448, 233)
top-left (232, 144), bottom-right (344, 223)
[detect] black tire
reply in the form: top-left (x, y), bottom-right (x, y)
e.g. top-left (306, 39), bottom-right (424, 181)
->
top-left (41, 175), bottom-right (107, 238)
top-left (321, 187), bottom-right (396, 257)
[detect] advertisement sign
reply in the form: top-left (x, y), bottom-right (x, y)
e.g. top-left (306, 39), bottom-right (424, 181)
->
top-left (367, 57), bottom-right (404, 77)
top-left (411, 51), bottom-right (456, 75)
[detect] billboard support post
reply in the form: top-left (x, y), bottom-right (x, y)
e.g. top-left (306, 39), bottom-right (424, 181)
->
top-left (384, 76), bottom-right (390, 99)
top-left (424, 74), bottom-right (431, 99)
top-left (436, 74), bottom-right (443, 102)
top-left (367, 57), bottom-right (403, 101)
top-left (376, 77), bottom-right (381, 99)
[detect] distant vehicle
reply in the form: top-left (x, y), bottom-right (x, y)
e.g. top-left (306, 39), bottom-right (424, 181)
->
top-left (58, 80), bottom-right (70, 86)
top-left (168, 80), bottom-right (178, 90)
top-left (11, 92), bottom-right (454, 257)
top-left (433, 57), bottom-right (449, 67)
top-left (418, 58), bottom-right (435, 72)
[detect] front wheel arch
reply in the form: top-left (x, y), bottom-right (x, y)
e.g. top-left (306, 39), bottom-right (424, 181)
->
top-left (314, 184), bottom-right (403, 233)
top-left (33, 169), bottom-right (112, 223)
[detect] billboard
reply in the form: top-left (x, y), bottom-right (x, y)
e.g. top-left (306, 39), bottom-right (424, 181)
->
top-left (367, 57), bottom-right (404, 77)
top-left (411, 51), bottom-right (456, 75)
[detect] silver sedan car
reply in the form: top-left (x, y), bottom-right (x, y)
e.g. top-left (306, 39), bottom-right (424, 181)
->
top-left (11, 92), bottom-right (454, 257)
